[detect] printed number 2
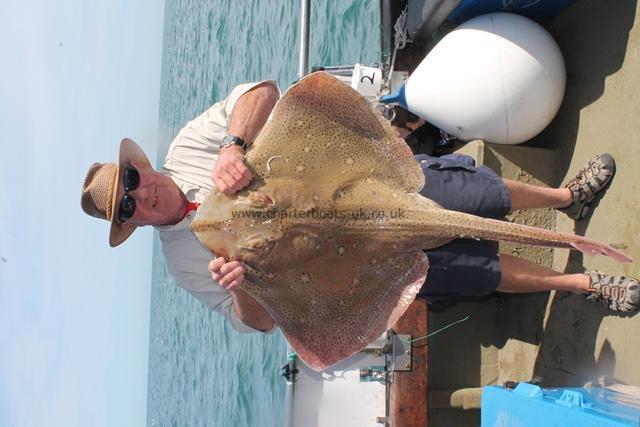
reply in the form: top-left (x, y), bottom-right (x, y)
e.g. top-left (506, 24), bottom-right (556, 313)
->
top-left (360, 72), bottom-right (376, 85)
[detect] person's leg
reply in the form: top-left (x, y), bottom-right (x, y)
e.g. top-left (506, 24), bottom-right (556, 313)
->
top-left (496, 254), bottom-right (589, 294)
top-left (504, 179), bottom-right (572, 211)
top-left (503, 153), bottom-right (616, 217)
top-left (496, 254), bottom-right (640, 312)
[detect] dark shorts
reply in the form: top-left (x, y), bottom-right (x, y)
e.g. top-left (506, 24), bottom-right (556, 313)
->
top-left (413, 154), bottom-right (512, 305)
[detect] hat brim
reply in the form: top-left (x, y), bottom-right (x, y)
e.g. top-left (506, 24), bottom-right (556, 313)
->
top-left (108, 138), bottom-right (152, 247)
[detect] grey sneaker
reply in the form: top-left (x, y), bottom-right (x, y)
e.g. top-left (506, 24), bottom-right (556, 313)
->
top-left (586, 270), bottom-right (640, 313)
top-left (560, 153), bottom-right (616, 220)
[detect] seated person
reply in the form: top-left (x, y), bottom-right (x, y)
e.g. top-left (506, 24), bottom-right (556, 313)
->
top-left (81, 83), bottom-right (640, 338)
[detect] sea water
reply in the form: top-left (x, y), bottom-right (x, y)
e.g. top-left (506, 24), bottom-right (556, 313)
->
top-left (147, 1), bottom-right (380, 426)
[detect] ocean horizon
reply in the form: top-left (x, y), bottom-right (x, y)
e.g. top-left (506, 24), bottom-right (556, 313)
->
top-left (146, 1), bottom-right (381, 426)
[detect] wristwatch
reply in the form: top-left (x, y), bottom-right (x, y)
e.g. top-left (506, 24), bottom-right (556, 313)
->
top-left (220, 134), bottom-right (247, 151)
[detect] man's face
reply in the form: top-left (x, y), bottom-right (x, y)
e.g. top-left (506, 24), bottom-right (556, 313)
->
top-left (116, 161), bottom-right (184, 227)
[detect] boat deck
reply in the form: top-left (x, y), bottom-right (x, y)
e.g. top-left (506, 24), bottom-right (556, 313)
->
top-left (384, 1), bottom-right (640, 425)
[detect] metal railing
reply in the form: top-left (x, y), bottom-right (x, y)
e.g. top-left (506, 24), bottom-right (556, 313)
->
top-left (298, 0), bottom-right (311, 78)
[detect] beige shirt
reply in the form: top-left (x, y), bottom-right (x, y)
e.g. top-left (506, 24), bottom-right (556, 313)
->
top-left (158, 80), bottom-right (280, 334)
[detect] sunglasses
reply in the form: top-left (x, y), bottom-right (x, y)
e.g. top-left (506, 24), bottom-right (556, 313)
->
top-left (117, 166), bottom-right (140, 224)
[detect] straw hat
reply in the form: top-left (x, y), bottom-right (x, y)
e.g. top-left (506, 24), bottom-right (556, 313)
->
top-left (81, 138), bottom-right (152, 247)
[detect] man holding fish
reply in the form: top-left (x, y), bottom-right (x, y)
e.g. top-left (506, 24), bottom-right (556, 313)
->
top-left (80, 75), bottom-right (640, 338)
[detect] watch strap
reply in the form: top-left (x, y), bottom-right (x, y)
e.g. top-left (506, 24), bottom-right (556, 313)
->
top-left (221, 134), bottom-right (247, 151)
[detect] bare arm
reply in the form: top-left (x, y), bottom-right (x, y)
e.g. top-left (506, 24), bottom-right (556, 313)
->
top-left (227, 82), bottom-right (278, 145)
top-left (228, 289), bottom-right (275, 332)
top-left (209, 257), bottom-right (275, 332)
top-left (213, 82), bottom-right (278, 195)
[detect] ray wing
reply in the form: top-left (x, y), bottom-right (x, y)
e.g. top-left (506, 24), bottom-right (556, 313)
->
top-left (245, 71), bottom-right (425, 194)
top-left (243, 251), bottom-right (428, 371)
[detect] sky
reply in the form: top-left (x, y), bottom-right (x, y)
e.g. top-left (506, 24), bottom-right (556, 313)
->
top-left (0, 1), bottom-right (165, 425)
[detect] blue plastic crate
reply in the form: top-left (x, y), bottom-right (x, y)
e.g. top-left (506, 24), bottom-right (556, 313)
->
top-left (448, 0), bottom-right (578, 25)
top-left (482, 382), bottom-right (640, 426)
